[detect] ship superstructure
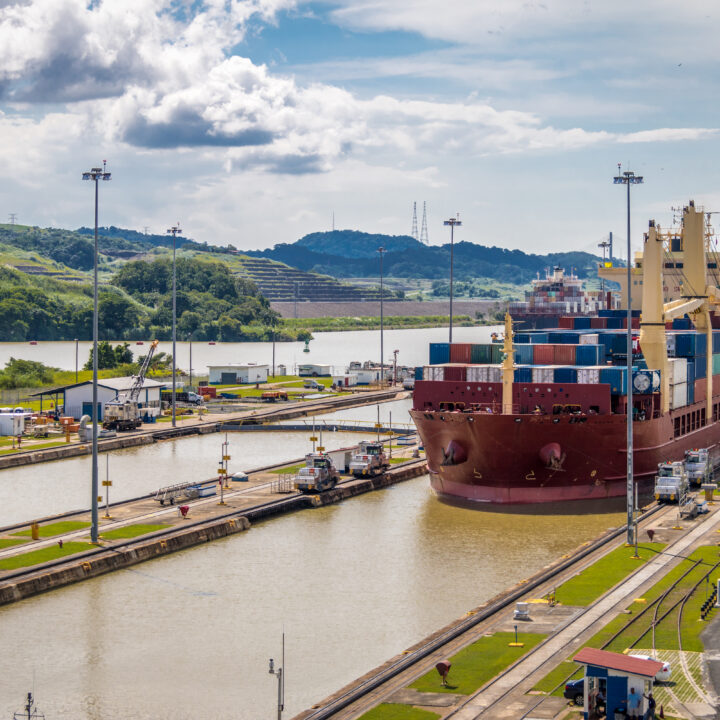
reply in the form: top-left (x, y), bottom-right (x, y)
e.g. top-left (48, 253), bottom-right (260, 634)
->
top-left (410, 201), bottom-right (720, 505)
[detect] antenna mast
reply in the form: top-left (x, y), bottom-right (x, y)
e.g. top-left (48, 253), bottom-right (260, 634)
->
top-left (420, 201), bottom-right (429, 244)
top-left (411, 202), bottom-right (418, 240)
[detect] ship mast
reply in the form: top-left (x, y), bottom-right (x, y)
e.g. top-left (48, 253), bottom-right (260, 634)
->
top-left (502, 312), bottom-right (515, 414)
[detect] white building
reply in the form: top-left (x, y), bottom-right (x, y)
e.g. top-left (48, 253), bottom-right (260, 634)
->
top-left (208, 363), bottom-right (269, 385)
top-left (354, 368), bottom-right (383, 385)
top-left (34, 377), bottom-right (167, 421)
top-left (331, 373), bottom-right (358, 388)
top-left (298, 363), bottom-right (333, 377)
top-left (0, 413), bottom-right (25, 436)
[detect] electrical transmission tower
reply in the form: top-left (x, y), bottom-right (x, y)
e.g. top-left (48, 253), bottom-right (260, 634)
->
top-left (8, 213), bottom-right (17, 225)
top-left (411, 202), bottom-right (418, 240)
top-left (420, 201), bottom-right (429, 244)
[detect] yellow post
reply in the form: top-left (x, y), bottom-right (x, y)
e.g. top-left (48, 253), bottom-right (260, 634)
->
top-left (31, 522), bottom-right (39, 540)
top-left (502, 313), bottom-right (515, 415)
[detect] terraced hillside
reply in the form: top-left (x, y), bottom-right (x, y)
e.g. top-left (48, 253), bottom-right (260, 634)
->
top-left (232, 255), bottom-right (387, 302)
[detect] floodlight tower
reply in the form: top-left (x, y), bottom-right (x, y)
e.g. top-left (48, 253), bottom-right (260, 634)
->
top-left (167, 223), bottom-right (182, 428)
top-left (443, 215), bottom-right (462, 343)
top-left (81, 161), bottom-right (111, 545)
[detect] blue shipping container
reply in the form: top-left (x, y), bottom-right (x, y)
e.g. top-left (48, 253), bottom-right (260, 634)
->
top-left (687, 358), bottom-right (696, 385)
top-left (675, 332), bottom-right (707, 357)
top-left (562, 332), bottom-right (581, 344)
top-left (429, 343), bottom-right (450, 365)
top-left (688, 382), bottom-right (695, 405)
top-left (600, 367), bottom-right (627, 394)
top-left (414, 366), bottom-right (423, 380)
top-left (514, 344), bottom-right (534, 364)
top-left (575, 345), bottom-right (601, 366)
top-left (673, 318), bottom-right (692, 330)
top-left (713, 331), bottom-right (720, 354)
top-left (528, 333), bottom-right (549, 344)
top-left (514, 367), bottom-right (532, 383)
top-left (548, 332), bottom-right (567, 343)
top-left (693, 357), bottom-right (707, 379)
top-left (514, 333), bottom-right (530, 344)
top-left (574, 317), bottom-right (592, 329)
top-left (611, 334), bottom-right (629, 355)
top-left (605, 317), bottom-right (623, 329)
top-left (553, 367), bottom-right (578, 383)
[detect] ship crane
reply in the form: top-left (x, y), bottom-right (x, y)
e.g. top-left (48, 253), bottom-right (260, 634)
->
top-left (103, 340), bottom-right (160, 431)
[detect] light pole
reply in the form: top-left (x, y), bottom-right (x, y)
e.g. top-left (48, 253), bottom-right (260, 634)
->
top-left (74, 338), bottom-right (79, 383)
top-left (82, 162), bottom-right (111, 545)
top-left (167, 224), bottom-right (182, 428)
top-left (268, 633), bottom-right (285, 720)
top-left (378, 247), bottom-right (386, 386)
top-left (444, 215), bottom-right (462, 343)
top-left (613, 165), bottom-right (643, 548)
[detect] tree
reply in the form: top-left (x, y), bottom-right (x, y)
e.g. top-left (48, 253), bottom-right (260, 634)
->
top-left (84, 341), bottom-right (127, 370)
top-left (0, 357), bottom-right (57, 389)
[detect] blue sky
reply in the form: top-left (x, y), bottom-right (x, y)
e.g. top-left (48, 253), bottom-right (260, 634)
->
top-left (0, 0), bottom-right (718, 258)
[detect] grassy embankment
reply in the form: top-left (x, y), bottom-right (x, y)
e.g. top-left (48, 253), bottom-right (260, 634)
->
top-left (280, 315), bottom-right (484, 333)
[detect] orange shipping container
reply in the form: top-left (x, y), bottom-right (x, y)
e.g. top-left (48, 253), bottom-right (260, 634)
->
top-left (533, 344), bottom-right (555, 365)
top-left (558, 317), bottom-right (574, 329)
top-left (554, 344), bottom-right (576, 365)
top-left (450, 343), bottom-right (472, 364)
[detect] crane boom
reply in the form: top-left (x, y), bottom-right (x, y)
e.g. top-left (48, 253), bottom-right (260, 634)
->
top-left (123, 340), bottom-right (159, 402)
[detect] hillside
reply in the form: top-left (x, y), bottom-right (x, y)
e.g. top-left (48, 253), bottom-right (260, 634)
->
top-left (248, 230), bottom-right (602, 283)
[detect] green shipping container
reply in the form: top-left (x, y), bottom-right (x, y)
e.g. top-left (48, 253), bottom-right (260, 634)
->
top-left (713, 353), bottom-right (720, 376)
top-left (491, 343), bottom-right (503, 364)
top-left (471, 344), bottom-right (492, 364)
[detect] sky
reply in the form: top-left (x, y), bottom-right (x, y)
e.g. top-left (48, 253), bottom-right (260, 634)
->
top-left (0, 0), bottom-right (719, 257)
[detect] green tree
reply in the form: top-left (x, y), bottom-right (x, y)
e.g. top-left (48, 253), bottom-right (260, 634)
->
top-left (84, 341), bottom-right (121, 370)
top-left (0, 358), bottom-right (57, 388)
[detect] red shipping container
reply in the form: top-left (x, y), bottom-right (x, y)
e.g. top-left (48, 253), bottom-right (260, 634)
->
top-left (450, 343), bottom-right (472, 364)
top-left (695, 377), bottom-right (707, 401)
top-left (199, 386), bottom-right (217, 398)
top-left (443, 364), bottom-right (467, 381)
top-left (712, 313), bottom-right (720, 329)
top-left (665, 322), bottom-right (674, 330)
top-left (714, 375), bottom-right (720, 396)
top-left (590, 317), bottom-right (607, 329)
top-left (533, 344), bottom-right (555, 365)
top-left (558, 317), bottom-right (574, 329)
top-left (554, 344), bottom-right (576, 365)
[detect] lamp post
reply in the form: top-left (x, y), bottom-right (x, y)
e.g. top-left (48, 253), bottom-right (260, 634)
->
top-left (443, 215), bottom-right (462, 343)
top-left (167, 224), bottom-right (182, 428)
top-left (74, 338), bottom-right (79, 383)
top-left (268, 633), bottom-right (285, 720)
top-left (81, 161), bottom-right (111, 545)
top-left (613, 165), bottom-right (643, 548)
top-left (378, 247), bottom-right (386, 386)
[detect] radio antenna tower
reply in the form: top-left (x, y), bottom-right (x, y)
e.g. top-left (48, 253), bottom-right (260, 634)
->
top-left (8, 213), bottom-right (17, 225)
top-left (420, 201), bottom-right (429, 244)
top-left (411, 202), bottom-right (418, 240)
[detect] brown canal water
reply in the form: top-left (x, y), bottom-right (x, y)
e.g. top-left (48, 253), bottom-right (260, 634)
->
top-left (0, 474), bottom-right (624, 720)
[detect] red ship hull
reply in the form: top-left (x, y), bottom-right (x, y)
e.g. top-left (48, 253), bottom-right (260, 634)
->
top-left (410, 402), bottom-right (720, 505)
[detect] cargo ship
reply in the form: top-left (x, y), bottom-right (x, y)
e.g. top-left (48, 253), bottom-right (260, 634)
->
top-left (508, 267), bottom-right (611, 330)
top-left (410, 201), bottom-right (720, 506)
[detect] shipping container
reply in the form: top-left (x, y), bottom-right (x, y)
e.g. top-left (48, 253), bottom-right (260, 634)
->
top-left (668, 357), bottom-right (688, 385)
top-left (553, 367), bottom-right (578, 383)
top-left (612, 334), bottom-right (629, 355)
top-left (514, 367), bottom-right (532, 383)
top-left (487, 366), bottom-right (502, 383)
top-left (579, 333), bottom-right (599, 345)
top-left (554, 344), bottom-right (576, 365)
top-left (558, 317), bottom-right (574, 329)
top-left (470, 344), bottom-right (492, 364)
top-left (577, 367), bottom-right (600, 384)
top-left (713, 353), bottom-right (720, 376)
top-left (548, 332), bottom-right (568, 343)
top-left (466, 365), bottom-right (488, 382)
top-left (423, 366), bottom-right (445, 381)
top-left (714, 375), bottom-right (720, 395)
top-left (562, 332), bottom-right (582, 344)
top-left (631, 370), bottom-right (656, 395)
top-left (605, 317), bottom-right (623, 329)
top-left (670, 382), bottom-right (687, 410)
top-left (600, 367), bottom-right (627, 394)
top-left (528, 333), bottom-right (549, 344)
top-left (575, 345), bottom-right (601, 366)
top-left (672, 317), bottom-right (692, 330)
top-left (713, 331), bottom-right (720, 354)
top-left (531, 366), bottom-right (555, 383)
top-left (429, 343), bottom-right (450, 365)
top-left (574, 317), bottom-right (592, 329)
top-left (443, 364), bottom-right (467, 381)
top-left (694, 356), bottom-right (707, 379)
top-left (675, 332), bottom-right (707, 357)
top-left (450, 343), bottom-right (472, 364)
top-left (414, 366), bottom-right (423, 380)
top-left (490, 343), bottom-right (503, 364)
top-left (695, 377), bottom-right (707, 401)
top-left (514, 344), bottom-right (535, 365)
top-left (666, 333), bottom-right (676, 358)
top-left (590, 317), bottom-right (608, 329)
top-left (514, 333), bottom-right (530, 345)
top-left (687, 358), bottom-right (696, 386)
top-left (533, 344), bottom-right (555, 365)
top-left (687, 381), bottom-right (695, 406)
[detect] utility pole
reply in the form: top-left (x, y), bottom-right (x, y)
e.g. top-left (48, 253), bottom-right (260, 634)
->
top-left (378, 247), bottom-right (386, 386)
top-left (613, 164), bottom-right (643, 548)
top-left (268, 633), bottom-right (285, 720)
top-left (167, 223), bottom-right (182, 428)
top-left (444, 215), bottom-right (462, 343)
top-left (81, 161), bottom-right (111, 545)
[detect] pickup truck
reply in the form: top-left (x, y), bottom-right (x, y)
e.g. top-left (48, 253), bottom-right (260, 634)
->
top-left (303, 379), bottom-right (325, 390)
top-left (161, 390), bottom-right (205, 405)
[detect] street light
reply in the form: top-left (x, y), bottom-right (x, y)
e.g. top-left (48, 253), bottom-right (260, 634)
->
top-left (613, 165), bottom-right (643, 549)
top-left (378, 247), bottom-right (386, 386)
top-left (82, 161), bottom-right (111, 545)
top-left (443, 215), bottom-right (462, 343)
top-left (167, 223), bottom-right (182, 428)
top-left (268, 633), bottom-right (285, 720)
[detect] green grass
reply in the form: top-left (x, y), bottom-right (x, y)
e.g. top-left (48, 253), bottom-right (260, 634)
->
top-left (0, 541), bottom-right (91, 570)
top-left (13, 521), bottom-right (91, 538)
top-left (532, 660), bottom-right (582, 694)
top-left (0, 538), bottom-right (28, 549)
top-left (98, 523), bottom-right (169, 540)
top-left (357, 705), bottom-right (440, 720)
top-left (0, 440), bottom-right (70, 456)
top-left (554, 543), bottom-right (664, 606)
top-left (271, 463), bottom-right (306, 475)
top-left (410, 632), bottom-right (546, 695)
top-left (388, 457), bottom-right (408, 464)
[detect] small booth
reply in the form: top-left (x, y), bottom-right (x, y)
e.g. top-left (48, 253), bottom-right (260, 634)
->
top-left (573, 648), bottom-right (663, 720)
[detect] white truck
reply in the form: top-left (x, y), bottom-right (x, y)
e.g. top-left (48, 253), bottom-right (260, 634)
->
top-left (349, 440), bottom-right (389, 478)
top-left (294, 452), bottom-right (340, 493)
top-left (684, 448), bottom-right (712, 486)
top-left (654, 461), bottom-right (689, 503)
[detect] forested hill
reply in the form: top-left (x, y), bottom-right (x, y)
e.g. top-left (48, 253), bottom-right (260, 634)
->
top-left (248, 230), bottom-right (601, 283)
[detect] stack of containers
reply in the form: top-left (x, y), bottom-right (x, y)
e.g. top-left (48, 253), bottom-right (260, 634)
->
top-left (668, 357), bottom-right (688, 409)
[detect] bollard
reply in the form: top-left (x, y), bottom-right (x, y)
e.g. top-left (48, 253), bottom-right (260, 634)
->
top-left (30, 522), bottom-right (39, 540)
